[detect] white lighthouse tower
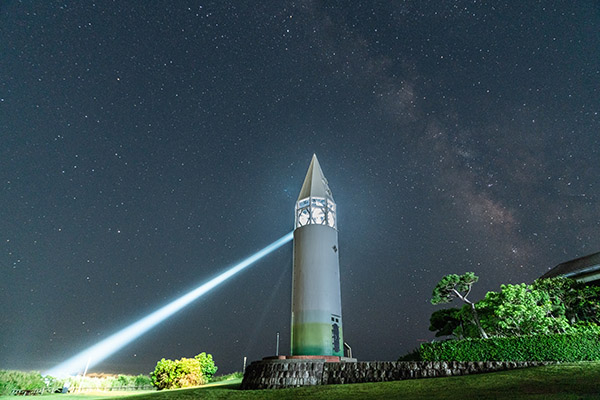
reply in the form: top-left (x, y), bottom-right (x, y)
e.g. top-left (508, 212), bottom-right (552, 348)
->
top-left (291, 155), bottom-right (343, 357)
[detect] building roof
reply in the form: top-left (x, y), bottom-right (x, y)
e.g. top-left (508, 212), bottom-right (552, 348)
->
top-left (297, 154), bottom-right (334, 202)
top-left (541, 251), bottom-right (600, 283)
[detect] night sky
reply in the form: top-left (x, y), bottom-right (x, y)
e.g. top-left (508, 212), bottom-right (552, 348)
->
top-left (2, 1), bottom-right (599, 375)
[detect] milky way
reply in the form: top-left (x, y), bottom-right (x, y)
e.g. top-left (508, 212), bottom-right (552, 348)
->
top-left (1, 1), bottom-right (599, 374)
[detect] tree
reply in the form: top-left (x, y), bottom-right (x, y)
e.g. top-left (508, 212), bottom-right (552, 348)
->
top-left (533, 277), bottom-right (600, 326)
top-left (428, 308), bottom-right (462, 338)
top-left (175, 357), bottom-right (204, 387)
top-left (150, 359), bottom-right (178, 390)
top-left (195, 352), bottom-right (217, 381)
top-left (428, 306), bottom-right (481, 339)
top-left (431, 272), bottom-right (488, 338)
top-left (477, 283), bottom-right (571, 336)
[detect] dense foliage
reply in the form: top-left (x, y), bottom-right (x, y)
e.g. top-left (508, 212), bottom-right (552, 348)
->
top-left (0, 370), bottom-right (45, 395)
top-left (428, 307), bottom-right (480, 340)
top-left (477, 283), bottom-right (570, 336)
top-left (424, 275), bottom-right (600, 362)
top-left (150, 352), bottom-right (218, 390)
top-left (195, 352), bottom-right (218, 380)
top-left (0, 371), bottom-right (151, 395)
top-left (150, 359), bottom-right (178, 390)
top-left (429, 276), bottom-right (600, 340)
top-left (421, 327), bottom-right (600, 362)
top-left (532, 278), bottom-right (600, 325)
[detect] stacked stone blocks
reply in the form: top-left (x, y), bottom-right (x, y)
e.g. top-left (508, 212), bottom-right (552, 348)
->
top-left (241, 359), bottom-right (554, 389)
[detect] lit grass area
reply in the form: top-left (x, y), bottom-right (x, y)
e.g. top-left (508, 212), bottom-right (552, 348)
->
top-left (111, 362), bottom-right (600, 400)
top-left (4, 363), bottom-right (600, 400)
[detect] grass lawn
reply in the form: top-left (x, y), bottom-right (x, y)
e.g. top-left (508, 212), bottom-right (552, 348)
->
top-left (4, 362), bottom-right (600, 399)
top-left (0, 390), bottom-right (158, 400)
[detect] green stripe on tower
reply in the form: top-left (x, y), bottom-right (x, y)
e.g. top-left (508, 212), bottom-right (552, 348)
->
top-left (291, 322), bottom-right (343, 357)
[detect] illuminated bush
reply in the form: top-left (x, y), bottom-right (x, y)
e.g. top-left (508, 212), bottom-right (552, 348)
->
top-left (150, 353), bottom-right (217, 390)
top-left (0, 370), bottom-right (45, 395)
top-left (150, 359), bottom-right (178, 390)
top-left (195, 352), bottom-right (217, 381)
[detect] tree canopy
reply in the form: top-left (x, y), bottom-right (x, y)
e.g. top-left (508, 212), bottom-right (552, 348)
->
top-left (429, 275), bottom-right (600, 340)
top-left (477, 283), bottom-right (570, 337)
top-left (431, 272), bottom-right (488, 338)
top-left (429, 308), bottom-right (464, 338)
top-left (431, 272), bottom-right (479, 305)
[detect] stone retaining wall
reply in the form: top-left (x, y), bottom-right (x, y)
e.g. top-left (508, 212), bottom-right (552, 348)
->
top-left (241, 359), bottom-right (554, 389)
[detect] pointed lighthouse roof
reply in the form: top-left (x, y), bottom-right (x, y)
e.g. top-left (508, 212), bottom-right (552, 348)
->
top-left (297, 154), bottom-right (334, 202)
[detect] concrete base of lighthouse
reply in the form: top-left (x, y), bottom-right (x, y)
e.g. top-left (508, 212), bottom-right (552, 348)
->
top-left (240, 357), bottom-right (357, 390)
top-left (240, 358), bottom-right (556, 390)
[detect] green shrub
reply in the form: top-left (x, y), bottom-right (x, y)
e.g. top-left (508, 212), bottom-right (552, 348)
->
top-left (176, 357), bottom-right (204, 387)
top-left (134, 374), bottom-right (152, 388)
top-left (151, 358), bottom-right (179, 390)
top-left (150, 352), bottom-right (218, 390)
top-left (421, 329), bottom-right (600, 362)
top-left (0, 370), bottom-right (152, 395)
top-left (195, 352), bottom-right (218, 381)
top-left (111, 374), bottom-right (130, 388)
top-left (0, 370), bottom-right (46, 395)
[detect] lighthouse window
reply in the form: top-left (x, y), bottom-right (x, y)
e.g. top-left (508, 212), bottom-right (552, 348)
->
top-left (327, 211), bottom-right (335, 227)
top-left (297, 208), bottom-right (310, 226)
top-left (312, 198), bottom-right (326, 208)
top-left (327, 200), bottom-right (336, 211)
top-left (298, 198), bottom-right (309, 209)
top-left (312, 207), bottom-right (326, 224)
top-left (295, 196), bottom-right (337, 229)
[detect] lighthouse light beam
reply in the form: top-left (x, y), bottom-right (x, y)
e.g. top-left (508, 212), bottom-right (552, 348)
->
top-left (45, 231), bottom-right (294, 377)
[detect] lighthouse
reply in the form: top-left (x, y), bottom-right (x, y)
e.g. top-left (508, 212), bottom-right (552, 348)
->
top-left (291, 155), bottom-right (343, 357)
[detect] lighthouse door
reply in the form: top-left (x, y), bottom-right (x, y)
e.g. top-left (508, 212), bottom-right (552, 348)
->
top-left (331, 315), bottom-right (341, 354)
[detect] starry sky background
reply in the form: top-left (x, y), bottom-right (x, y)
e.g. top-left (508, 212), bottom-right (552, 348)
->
top-left (1, 1), bottom-right (599, 375)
